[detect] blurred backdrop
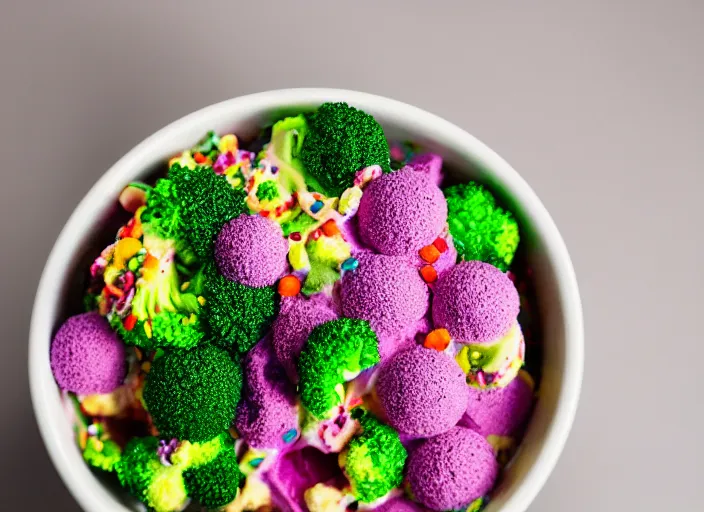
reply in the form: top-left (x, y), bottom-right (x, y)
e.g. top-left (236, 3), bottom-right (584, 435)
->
top-left (0, 1), bottom-right (701, 510)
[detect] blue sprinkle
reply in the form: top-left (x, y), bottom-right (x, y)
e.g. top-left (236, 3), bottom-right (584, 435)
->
top-left (271, 166), bottom-right (279, 174)
top-left (249, 457), bottom-right (264, 468)
top-left (341, 257), bottom-right (359, 271)
top-left (310, 200), bottom-right (324, 214)
top-left (282, 428), bottom-right (297, 443)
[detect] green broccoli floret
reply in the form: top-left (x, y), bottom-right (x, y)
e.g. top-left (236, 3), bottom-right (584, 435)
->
top-left (339, 409), bottom-right (407, 503)
top-left (116, 434), bottom-right (236, 512)
top-left (184, 447), bottom-right (244, 508)
top-left (200, 262), bottom-right (278, 354)
top-left (255, 180), bottom-right (281, 202)
top-left (115, 437), bottom-right (166, 508)
top-left (142, 345), bottom-right (243, 442)
top-left (83, 436), bottom-right (121, 472)
top-left (444, 182), bottom-right (520, 271)
top-left (112, 235), bottom-right (205, 350)
top-left (298, 319), bottom-right (380, 419)
top-left (167, 163), bottom-right (248, 260)
top-left (140, 179), bottom-right (196, 264)
top-left (300, 102), bottom-right (391, 196)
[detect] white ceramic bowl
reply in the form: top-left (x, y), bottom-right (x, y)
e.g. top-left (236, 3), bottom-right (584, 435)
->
top-left (29, 88), bottom-right (584, 512)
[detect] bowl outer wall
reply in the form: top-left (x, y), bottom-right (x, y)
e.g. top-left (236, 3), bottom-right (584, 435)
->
top-left (28, 88), bottom-right (584, 512)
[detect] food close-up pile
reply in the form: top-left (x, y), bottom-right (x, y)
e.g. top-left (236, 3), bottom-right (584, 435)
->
top-left (49, 102), bottom-right (541, 512)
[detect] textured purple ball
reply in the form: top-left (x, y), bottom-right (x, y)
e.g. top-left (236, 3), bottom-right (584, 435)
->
top-left (50, 312), bottom-right (126, 394)
top-left (407, 427), bottom-right (499, 511)
top-left (340, 253), bottom-right (429, 339)
top-left (358, 167), bottom-right (447, 256)
top-left (372, 497), bottom-right (431, 512)
top-left (235, 338), bottom-right (300, 450)
top-left (376, 346), bottom-right (468, 437)
top-left (433, 260), bottom-right (519, 344)
top-left (215, 214), bottom-right (288, 287)
top-left (408, 153), bottom-right (443, 186)
top-left (465, 371), bottom-right (534, 437)
top-left (271, 296), bottom-right (338, 383)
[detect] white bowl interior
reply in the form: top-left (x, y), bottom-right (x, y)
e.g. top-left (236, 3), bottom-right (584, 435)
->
top-left (29, 89), bottom-right (583, 512)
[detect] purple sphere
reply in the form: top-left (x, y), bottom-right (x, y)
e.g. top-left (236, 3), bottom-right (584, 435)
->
top-left (235, 338), bottom-right (299, 450)
top-left (433, 260), bottom-right (519, 344)
top-left (376, 346), bottom-right (468, 437)
top-left (50, 312), bottom-right (126, 394)
top-left (372, 497), bottom-right (431, 512)
top-left (408, 153), bottom-right (443, 186)
top-left (340, 253), bottom-right (429, 339)
top-left (407, 427), bottom-right (499, 511)
top-left (215, 214), bottom-right (288, 287)
top-left (465, 372), bottom-right (534, 437)
top-left (358, 167), bottom-right (447, 256)
top-left (271, 296), bottom-right (338, 383)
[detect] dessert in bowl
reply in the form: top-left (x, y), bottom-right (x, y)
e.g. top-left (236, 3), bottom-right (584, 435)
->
top-left (29, 89), bottom-right (583, 512)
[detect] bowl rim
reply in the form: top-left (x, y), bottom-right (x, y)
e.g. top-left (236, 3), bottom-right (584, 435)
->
top-left (29, 88), bottom-right (584, 512)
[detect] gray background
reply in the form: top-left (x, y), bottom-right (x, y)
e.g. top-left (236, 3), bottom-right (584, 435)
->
top-left (1, 0), bottom-right (701, 510)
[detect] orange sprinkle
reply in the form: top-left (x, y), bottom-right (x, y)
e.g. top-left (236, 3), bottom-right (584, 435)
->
top-left (104, 284), bottom-right (124, 298)
top-left (433, 237), bottom-right (449, 253)
top-left (124, 314), bottom-right (137, 331)
top-left (278, 275), bottom-right (301, 297)
top-left (419, 244), bottom-right (441, 264)
top-left (423, 328), bottom-right (451, 351)
top-left (143, 254), bottom-right (159, 271)
top-left (193, 152), bottom-right (207, 164)
top-left (420, 265), bottom-right (438, 283)
top-left (321, 219), bottom-right (340, 237)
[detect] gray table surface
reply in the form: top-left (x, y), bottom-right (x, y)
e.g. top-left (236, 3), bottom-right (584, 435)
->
top-left (1, 0), bottom-right (701, 510)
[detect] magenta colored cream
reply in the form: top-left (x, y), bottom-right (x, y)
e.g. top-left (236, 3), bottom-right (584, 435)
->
top-left (235, 338), bottom-right (299, 450)
top-left (357, 167), bottom-right (447, 256)
top-left (214, 213), bottom-right (288, 287)
top-left (50, 312), bottom-right (126, 394)
top-left (340, 252), bottom-right (429, 339)
top-left (376, 346), bottom-right (468, 437)
top-left (433, 260), bottom-right (520, 344)
top-left (407, 427), bottom-right (499, 511)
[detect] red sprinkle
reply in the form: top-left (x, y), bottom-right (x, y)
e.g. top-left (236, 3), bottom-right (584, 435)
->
top-left (310, 229), bottom-right (322, 241)
top-left (419, 265), bottom-right (438, 283)
top-left (432, 237), bottom-right (449, 253)
top-left (124, 314), bottom-right (137, 331)
top-left (289, 232), bottom-right (302, 242)
top-left (193, 152), bottom-right (207, 164)
top-left (260, 210), bottom-right (270, 217)
top-left (104, 284), bottom-right (124, 298)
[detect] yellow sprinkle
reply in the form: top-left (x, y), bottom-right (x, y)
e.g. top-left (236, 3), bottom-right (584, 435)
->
top-left (218, 134), bottom-right (238, 153)
top-left (471, 351), bottom-right (482, 360)
top-left (141, 362), bottom-right (152, 373)
top-left (143, 322), bottom-right (152, 339)
top-left (181, 281), bottom-right (190, 292)
top-left (197, 296), bottom-right (206, 306)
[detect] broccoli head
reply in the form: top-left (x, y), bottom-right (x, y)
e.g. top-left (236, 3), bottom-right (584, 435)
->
top-left (338, 409), bottom-right (407, 503)
top-left (110, 234), bottom-right (205, 350)
top-left (200, 261), bottom-right (278, 354)
top-left (83, 436), bottom-right (121, 472)
top-left (167, 163), bottom-right (248, 260)
top-left (300, 102), bottom-right (391, 197)
top-left (142, 345), bottom-right (243, 442)
top-left (184, 446), bottom-right (244, 508)
top-left (297, 318), bottom-right (380, 419)
top-left (116, 434), bottom-right (237, 512)
top-left (444, 182), bottom-right (520, 271)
